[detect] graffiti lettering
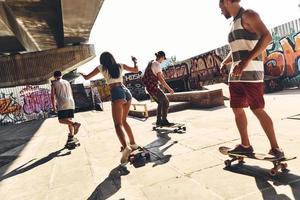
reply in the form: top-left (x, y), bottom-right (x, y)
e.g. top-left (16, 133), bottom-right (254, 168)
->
top-left (263, 32), bottom-right (300, 77)
top-left (0, 93), bottom-right (24, 124)
top-left (20, 86), bottom-right (52, 115)
top-left (163, 63), bottom-right (188, 80)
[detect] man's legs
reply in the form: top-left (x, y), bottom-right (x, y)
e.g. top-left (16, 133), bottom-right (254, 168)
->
top-left (156, 89), bottom-right (169, 121)
top-left (232, 108), bottom-right (250, 146)
top-left (251, 108), bottom-right (279, 149)
top-left (59, 118), bottom-right (75, 136)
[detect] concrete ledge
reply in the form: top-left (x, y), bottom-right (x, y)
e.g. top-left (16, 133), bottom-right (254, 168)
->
top-left (166, 89), bottom-right (224, 108)
top-left (129, 101), bottom-right (191, 118)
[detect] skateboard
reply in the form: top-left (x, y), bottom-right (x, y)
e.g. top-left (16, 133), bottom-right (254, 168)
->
top-left (152, 122), bottom-right (186, 133)
top-left (65, 137), bottom-right (80, 150)
top-left (219, 146), bottom-right (297, 176)
top-left (129, 146), bottom-right (151, 168)
top-left (120, 146), bottom-right (150, 168)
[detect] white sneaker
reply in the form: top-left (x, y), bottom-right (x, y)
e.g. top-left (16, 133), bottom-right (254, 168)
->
top-left (129, 143), bottom-right (139, 150)
top-left (120, 146), bottom-right (132, 164)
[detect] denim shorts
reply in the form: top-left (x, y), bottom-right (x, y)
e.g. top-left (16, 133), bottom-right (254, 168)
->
top-left (110, 85), bottom-right (132, 102)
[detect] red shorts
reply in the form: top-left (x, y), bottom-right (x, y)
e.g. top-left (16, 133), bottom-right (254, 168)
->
top-left (229, 82), bottom-right (265, 110)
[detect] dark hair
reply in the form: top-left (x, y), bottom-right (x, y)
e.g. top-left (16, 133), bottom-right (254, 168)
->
top-left (155, 51), bottom-right (166, 59)
top-left (54, 70), bottom-right (62, 77)
top-left (100, 52), bottom-right (120, 79)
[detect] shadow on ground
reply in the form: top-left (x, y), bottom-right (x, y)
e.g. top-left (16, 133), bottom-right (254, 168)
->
top-left (0, 119), bottom-right (45, 177)
top-left (87, 165), bottom-right (130, 200)
top-left (0, 148), bottom-right (70, 181)
top-left (224, 164), bottom-right (300, 200)
top-left (88, 128), bottom-right (180, 199)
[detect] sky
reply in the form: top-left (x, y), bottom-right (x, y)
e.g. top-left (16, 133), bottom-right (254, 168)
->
top-left (76, 0), bottom-right (300, 82)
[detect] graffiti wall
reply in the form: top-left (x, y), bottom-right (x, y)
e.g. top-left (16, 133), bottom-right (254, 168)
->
top-left (164, 50), bottom-right (225, 90)
top-left (124, 71), bottom-right (148, 100)
top-left (0, 84), bottom-right (52, 125)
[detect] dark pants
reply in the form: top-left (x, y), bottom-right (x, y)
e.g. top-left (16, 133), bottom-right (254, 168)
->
top-left (152, 88), bottom-right (169, 121)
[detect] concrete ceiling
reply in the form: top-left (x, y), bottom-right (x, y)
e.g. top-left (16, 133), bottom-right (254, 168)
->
top-left (0, 0), bottom-right (104, 53)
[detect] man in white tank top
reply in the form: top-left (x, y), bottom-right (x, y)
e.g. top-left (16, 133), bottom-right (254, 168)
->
top-left (51, 71), bottom-right (81, 141)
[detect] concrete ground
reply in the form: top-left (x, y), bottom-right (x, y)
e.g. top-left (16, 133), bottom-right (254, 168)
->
top-left (0, 88), bottom-right (300, 200)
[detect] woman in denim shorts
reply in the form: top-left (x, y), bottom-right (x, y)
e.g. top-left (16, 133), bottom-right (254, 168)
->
top-left (81, 52), bottom-right (139, 165)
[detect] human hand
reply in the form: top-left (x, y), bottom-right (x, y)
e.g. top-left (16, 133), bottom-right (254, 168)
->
top-left (232, 59), bottom-right (250, 76)
top-left (220, 62), bottom-right (228, 75)
top-left (131, 56), bottom-right (137, 64)
top-left (168, 88), bottom-right (174, 94)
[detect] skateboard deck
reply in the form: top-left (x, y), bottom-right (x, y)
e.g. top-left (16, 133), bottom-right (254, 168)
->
top-left (65, 137), bottom-right (80, 150)
top-left (152, 122), bottom-right (186, 133)
top-left (219, 146), bottom-right (296, 176)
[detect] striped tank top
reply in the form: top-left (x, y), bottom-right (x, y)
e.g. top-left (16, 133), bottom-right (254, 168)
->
top-left (228, 8), bottom-right (264, 83)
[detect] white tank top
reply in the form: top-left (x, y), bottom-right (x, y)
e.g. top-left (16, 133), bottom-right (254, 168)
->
top-left (52, 79), bottom-right (75, 111)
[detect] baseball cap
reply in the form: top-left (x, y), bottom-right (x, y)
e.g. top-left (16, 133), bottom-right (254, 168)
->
top-left (155, 51), bottom-right (166, 59)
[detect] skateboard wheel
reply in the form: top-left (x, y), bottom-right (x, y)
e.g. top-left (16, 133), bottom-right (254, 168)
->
top-left (183, 127), bottom-right (186, 131)
top-left (224, 160), bottom-right (231, 167)
top-left (269, 168), bottom-right (278, 176)
top-left (174, 129), bottom-right (178, 133)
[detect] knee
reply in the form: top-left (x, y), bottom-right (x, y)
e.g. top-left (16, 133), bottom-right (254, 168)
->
top-left (122, 119), bottom-right (128, 125)
top-left (114, 122), bottom-right (123, 130)
top-left (251, 108), bottom-right (265, 116)
top-left (163, 99), bottom-right (169, 107)
top-left (232, 108), bottom-right (244, 117)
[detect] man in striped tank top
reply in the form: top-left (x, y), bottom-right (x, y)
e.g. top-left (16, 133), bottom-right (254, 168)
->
top-left (219, 0), bottom-right (284, 158)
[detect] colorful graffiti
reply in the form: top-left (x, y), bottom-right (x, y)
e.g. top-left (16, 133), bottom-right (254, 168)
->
top-left (124, 71), bottom-right (148, 100)
top-left (163, 51), bottom-right (223, 90)
top-left (162, 63), bottom-right (189, 80)
top-left (262, 31), bottom-right (300, 91)
top-left (263, 32), bottom-right (300, 77)
top-left (20, 85), bottom-right (52, 115)
top-left (0, 84), bottom-right (52, 125)
top-left (0, 93), bottom-right (24, 124)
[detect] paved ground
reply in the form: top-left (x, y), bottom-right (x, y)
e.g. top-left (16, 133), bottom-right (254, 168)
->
top-left (0, 88), bottom-right (300, 200)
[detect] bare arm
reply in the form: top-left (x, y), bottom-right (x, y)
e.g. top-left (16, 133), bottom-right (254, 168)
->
top-left (80, 67), bottom-right (100, 80)
top-left (243, 10), bottom-right (272, 60)
top-left (221, 52), bottom-right (232, 66)
top-left (123, 56), bottom-right (139, 73)
top-left (157, 72), bottom-right (174, 94)
top-left (232, 10), bottom-right (272, 76)
top-left (50, 85), bottom-right (56, 112)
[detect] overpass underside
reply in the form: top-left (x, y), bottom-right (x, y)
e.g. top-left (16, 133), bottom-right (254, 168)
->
top-left (0, 0), bottom-right (104, 87)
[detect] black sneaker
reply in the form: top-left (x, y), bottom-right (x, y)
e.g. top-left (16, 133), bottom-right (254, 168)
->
top-left (156, 119), bottom-right (163, 126)
top-left (268, 148), bottom-right (285, 159)
top-left (160, 119), bottom-right (174, 126)
top-left (228, 144), bottom-right (254, 155)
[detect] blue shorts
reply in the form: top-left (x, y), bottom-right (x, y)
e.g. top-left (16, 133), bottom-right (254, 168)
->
top-left (110, 85), bottom-right (132, 102)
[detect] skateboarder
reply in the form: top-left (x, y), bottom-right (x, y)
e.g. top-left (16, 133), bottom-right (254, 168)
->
top-left (51, 70), bottom-right (81, 145)
top-left (142, 51), bottom-right (174, 126)
top-left (80, 52), bottom-right (139, 164)
top-left (219, 0), bottom-right (284, 158)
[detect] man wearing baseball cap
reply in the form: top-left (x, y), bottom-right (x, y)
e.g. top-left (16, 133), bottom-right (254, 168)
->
top-left (142, 51), bottom-right (174, 126)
